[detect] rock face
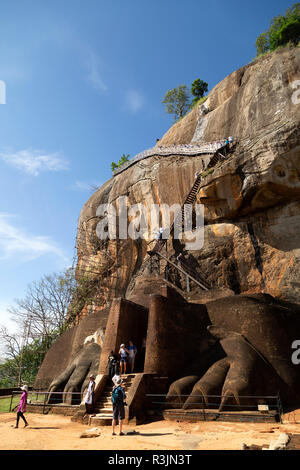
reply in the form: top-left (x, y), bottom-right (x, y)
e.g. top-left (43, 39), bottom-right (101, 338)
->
top-left (76, 46), bottom-right (300, 307)
top-left (35, 47), bottom-right (300, 407)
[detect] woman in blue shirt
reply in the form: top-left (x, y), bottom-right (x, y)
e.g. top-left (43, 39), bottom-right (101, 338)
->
top-left (128, 340), bottom-right (137, 373)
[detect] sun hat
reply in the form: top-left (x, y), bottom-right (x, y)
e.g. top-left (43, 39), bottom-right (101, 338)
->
top-left (120, 344), bottom-right (125, 347)
top-left (21, 385), bottom-right (28, 392)
top-left (90, 374), bottom-right (95, 379)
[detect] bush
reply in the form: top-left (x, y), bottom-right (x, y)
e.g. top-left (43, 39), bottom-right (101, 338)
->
top-left (255, 3), bottom-right (300, 55)
top-left (111, 154), bottom-right (130, 173)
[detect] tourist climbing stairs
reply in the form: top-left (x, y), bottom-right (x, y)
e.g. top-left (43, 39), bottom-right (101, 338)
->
top-left (90, 374), bottom-right (136, 426)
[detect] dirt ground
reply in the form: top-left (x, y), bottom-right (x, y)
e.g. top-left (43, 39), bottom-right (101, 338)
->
top-left (1, 410), bottom-right (300, 451)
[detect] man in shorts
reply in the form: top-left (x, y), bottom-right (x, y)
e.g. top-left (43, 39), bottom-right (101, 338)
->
top-left (119, 343), bottom-right (129, 375)
top-left (111, 378), bottom-right (126, 436)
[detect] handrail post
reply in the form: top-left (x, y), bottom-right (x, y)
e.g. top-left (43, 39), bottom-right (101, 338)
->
top-left (43, 391), bottom-right (47, 415)
top-left (9, 392), bottom-right (14, 412)
top-left (277, 392), bottom-right (282, 424)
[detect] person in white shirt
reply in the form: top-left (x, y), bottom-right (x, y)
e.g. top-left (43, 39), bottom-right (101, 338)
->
top-left (84, 375), bottom-right (96, 417)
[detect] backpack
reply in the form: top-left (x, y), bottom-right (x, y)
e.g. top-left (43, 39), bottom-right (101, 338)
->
top-left (111, 386), bottom-right (124, 405)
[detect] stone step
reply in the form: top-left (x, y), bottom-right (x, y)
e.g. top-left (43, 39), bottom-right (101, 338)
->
top-left (97, 398), bottom-right (112, 404)
top-left (89, 414), bottom-right (113, 426)
top-left (96, 408), bottom-right (113, 414)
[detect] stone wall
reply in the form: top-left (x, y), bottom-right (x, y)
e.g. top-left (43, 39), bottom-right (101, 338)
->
top-left (34, 307), bottom-right (109, 390)
top-left (99, 298), bottom-right (148, 374)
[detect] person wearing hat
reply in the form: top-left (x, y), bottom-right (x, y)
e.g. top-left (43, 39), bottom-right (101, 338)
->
top-left (119, 344), bottom-right (129, 375)
top-left (14, 385), bottom-right (29, 428)
top-left (83, 375), bottom-right (96, 417)
top-left (111, 377), bottom-right (126, 436)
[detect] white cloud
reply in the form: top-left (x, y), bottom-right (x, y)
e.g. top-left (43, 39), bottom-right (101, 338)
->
top-left (0, 148), bottom-right (69, 176)
top-left (0, 213), bottom-right (69, 264)
top-left (85, 50), bottom-right (107, 93)
top-left (125, 89), bottom-right (145, 113)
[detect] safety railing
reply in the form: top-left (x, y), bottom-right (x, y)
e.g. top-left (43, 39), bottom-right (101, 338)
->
top-left (113, 141), bottom-right (230, 176)
top-left (156, 251), bottom-right (209, 292)
top-left (146, 393), bottom-right (283, 423)
top-left (9, 390), bottom-right (82, 414)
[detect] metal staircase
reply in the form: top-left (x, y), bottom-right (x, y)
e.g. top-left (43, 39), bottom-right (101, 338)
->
top-left (151, 173), bottom-right (203, 254)
top-left (151, 146), bottom-right (227, 255)
top-left (151, 251), bottom-right (209, 292)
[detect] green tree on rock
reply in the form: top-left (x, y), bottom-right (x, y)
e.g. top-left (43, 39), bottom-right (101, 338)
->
top-left (162, 85), bottom-right (191, 121)
top-left (111, 154), bottom-right (130, 173)
top-left (191, 79), bottom-right (208, 105)
top-left (255, 31), bottom-right (270, 55)
top-left (255, 3), bottom-right (300, 55)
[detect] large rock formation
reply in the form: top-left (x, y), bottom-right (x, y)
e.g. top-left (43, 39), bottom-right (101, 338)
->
top-left (76, 46), bottom-right (300, 307)
top-left (34, 47), bottom-right (300, 409)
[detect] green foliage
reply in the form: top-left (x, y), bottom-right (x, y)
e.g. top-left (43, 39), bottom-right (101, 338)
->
top-left (255, 32), bottom-right (270, 55)
top-left (191, 79), bottom-right (208, 106)
top-left (189, 95), bottom-right (208, 110)
top-left (0, 396), bottom-right (20, 413)
top-left (270, 17), bottom-right (300, 49)
top-left (0, 336), bottom-right (57, 388)
top-left (162, 85), bottom-right (191, 121)
top-left (111, 154), bottom-right (130, 172)
top-left (255, 3), bottom-right (300, 55)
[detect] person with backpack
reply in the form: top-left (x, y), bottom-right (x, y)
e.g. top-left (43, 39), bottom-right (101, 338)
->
top-left (111, 378), bottom-right (126, 436)
top-left (13, 385), bottom-right (29, 428)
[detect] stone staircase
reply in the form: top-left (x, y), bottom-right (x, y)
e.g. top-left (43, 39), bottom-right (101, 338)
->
top-left (89, 374), bottom-right (136, 426)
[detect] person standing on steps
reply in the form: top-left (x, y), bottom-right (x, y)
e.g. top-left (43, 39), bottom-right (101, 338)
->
top-left (83, 375), bottom-right (96, 418)
top-left (127, 340), bottom-right (137, 373)
top-left (111, 378), bottom-right (126, 436)
top-left (119, 344), bottom-right (129, 375)
top-left (14, 385), bottom-right (29, 428)
top-left (107, 350), bottom-right (119, 383)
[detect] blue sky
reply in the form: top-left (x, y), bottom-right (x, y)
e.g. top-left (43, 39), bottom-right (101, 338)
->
top-left (0, 0), bottom-right (294, 331)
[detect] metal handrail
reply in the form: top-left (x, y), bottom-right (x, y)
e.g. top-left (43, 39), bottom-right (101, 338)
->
top-left (146, 392), bottom-right (283, 421)
top-left (9, 390), bottom-right (82, 414)
top-left (156, 251), bottom-right (209, 291)
top-left (113, 142), bottom-right (229, 176)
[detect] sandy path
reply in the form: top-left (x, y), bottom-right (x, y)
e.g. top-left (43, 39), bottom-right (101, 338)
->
top-left (1, 411), bottom-right (300, 451)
